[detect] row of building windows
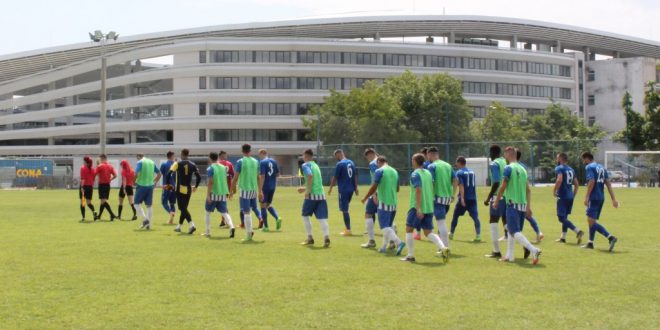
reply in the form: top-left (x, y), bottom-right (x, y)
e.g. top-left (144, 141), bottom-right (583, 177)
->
top-left (198, 103), bottom-right (321, 116)
top-left (200, 76), bottom-right (572, 100)
top-left (462, 82), bottom-right (571, 99)
top-left (198, 129), bottom-right (310, 142)
top-left (198, 50), bottom-right (572, 77)
top-left (471, 106), bottom-right (545, 119)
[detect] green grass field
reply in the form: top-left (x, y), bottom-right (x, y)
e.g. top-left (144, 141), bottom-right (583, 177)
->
top-left (0, 186), bottom-right (658, 329)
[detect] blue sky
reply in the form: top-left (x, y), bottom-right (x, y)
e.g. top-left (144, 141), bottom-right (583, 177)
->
top-left (1, 0), bottom-right (658, 56)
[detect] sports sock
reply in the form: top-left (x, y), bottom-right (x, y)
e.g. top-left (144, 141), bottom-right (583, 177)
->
top-left (506, 236), bottom-right (515, 260)
top-left (365, 218), bottom-right (375, 241)
top-left (146, 206), bottom-right (153, 221)
top-left (179, 213), bottom-right (185, 225)
top-left (136, 204), bottom-right (147, 220)
top-left (405, 233), bottom-right (415, 257)
top-left (205, 212), bottom-right (211, 233)
top-left (528, 216), bottom-right (540, 234)
top-left (98, 204), bottom-right (105, 217)
top-left (450, 212), bottom-right (459, 233)
top-left (514, 232), bottom-right (536, 252)
top-left (176, 223), bottom-right (181, 230)
top-left (244, 213), bottom-right (253, 234)
top-left (560, 232), bottom-right (567, 239)
top-left (261, 208), bottom-right (269, 228)
top-left (381, 228), bottom-right (391, 249)
top-left (342, 212), bottom-right (351, 230)
top-left (490, 223), bottom-right (500, 253)
top-left (319, 219), bottom-right (330, 237)
top-left (427, 233), bottom-right (446, 250)
top-left (222, 213), bottom-right (234, 228)
top-left (189, 221), bottom-right (196, 228)
top-left (436, 219), bottom-right (449, 247)
top-left (130, 204), bottom-right (136, 217)
top-left (268, 207), bottom-right (279, 219)
top-left (104, 202), bottom-right (116, 217)
top-left (589, 225), bottom-right (596, 241)
top-left (472, 215), bottom-right (481, 235)
top-left (385, 227), bottom-right (401, 245)
top-left (252, 207), bottom-right (262, 222)
top-left (593, 222), bottom-right (610, 238)
top-left (302, 216), bottom-right (313, 236)
top-left (118, 205), bottom-right (123, 218)
top-left (240, 212), bottom-right (245, 225)
top-left (80, 206), bottom-right (85, 218)
top-left (87, 204), bottom-right (96, 213)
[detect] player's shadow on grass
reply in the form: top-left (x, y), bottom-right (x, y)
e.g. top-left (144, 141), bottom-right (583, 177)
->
top-left (509, 260), bottom-right (547, 269)
top-left (207, 236), bottom-right (232, 241)
top-left (411, 261), bottom-right (446, 268)
top-left (302, 245), bottom-right (330, 250)
top-left (237, 240), bottom-right (265, 245)
top-left (597, 249), bottom-right (627, 254)
top-left (454, 239), bottom-right (485, 244)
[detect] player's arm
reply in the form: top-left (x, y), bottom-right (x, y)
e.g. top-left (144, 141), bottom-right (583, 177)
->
top-left (493, 179), bottom-right (508, 208)
top-left (153, 164), bottom-right (162, 185)
top-left (572, 176), bottom-right (580, 197)
top-left (111, 168), bottom-right (117, 181)
top-left (353, 165), bottom-right (359, 196)
top-left (231, 163), bottom-right (240, 196)
top-left (362, 183), bottom-right (378, 203)
top-left (327, 164), bottom-right (339, 195)
top-left (415, 186), bottom-right (423, 219)
top-left (451, 171), bottom-right (458, 202)
top-left (553, 173), bottom-right (563, 197)
top-left (584, 179), bottom-right (595, 206)
top-left (458, 181), bottom-right (466, 207)
top-left (193, 166), bottom-right (201, 192)
top-left (206, 168), bottom-right (213, 203)
top-left (166, 162), bottom-right (178, 188)
top-left (485, 165), bottom-right (500, 205)
top-left (525, 183), bottom-right (533, 217)
top-left (605, 179), bottom-right (619, 208)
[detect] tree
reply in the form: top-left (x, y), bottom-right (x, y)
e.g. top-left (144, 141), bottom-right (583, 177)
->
top-left (470, 102), bottom-right (527, 142)
top-left (614, 82), bottom-right (659, 151)
top-left (384, 71), bottom-right (473, 143)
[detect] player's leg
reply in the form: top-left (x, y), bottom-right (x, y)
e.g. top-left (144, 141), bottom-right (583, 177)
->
top-left (400, 209), bottom-right (417, 262)
top-left (586, 200), bottom-right (617, 251)
top-left (203, 199), bottom-right (215, 236)
top-left (507, 208), bottom-right (541, 264)
top-left (128, 188), bottom-right (137, 220)
top-left (251, 201), bottom-right (263, 229)
top-left (361, 197), bottom-right (377, 247)
top-left (174, 193), bottom-right (186, 232)
top-left (265, 190), bottom-right (282, 230)
top-left (339, 192), bottom-right (352, 236)
top-left (134, 187), bottom-right (148, 223)
top-left (118, 188), bottom-right (125, 219)
top-left (423, 214), bottom-right (449, 263)
top-left (260, 200), bottom-right (269, 231)
top-left (84, 187), bottom-right (97, 219)
top-left (467, 201), bottom-right (481, 241)
top-left (183, 193), bottom-right (196, 234)
top-left (218, 201), bottom-right (234, 238)
top-left (433, 202), bottom-right (450, 247)
top-left (449, 201), bottom-right (462, 240)
top-left (78, 188), bottom-right (86, 221)
top-left (525, 214), bottom-right (543, 243)
top-left (240, 198), bottom-right (254, 241)
top-left (486, 201), bottom-right (502, 258)
top-left (315, 200), bottom-right (331, 248)
top-left (300, 199), bottom-right (315, 245)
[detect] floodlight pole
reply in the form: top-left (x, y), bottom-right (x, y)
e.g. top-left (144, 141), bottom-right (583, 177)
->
top-left (100, 42), bottom-right (107, 155)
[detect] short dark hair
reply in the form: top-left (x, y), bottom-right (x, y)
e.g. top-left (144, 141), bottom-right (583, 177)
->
top-left (99, 154), bottom-right (107, 160)
top-left (420, 147), bottom-right (428, 154)
top-left (413, 153), bottom-right (426, 166)
top-left (209, 152), bottom-right (218, 162)
top-left (166, 151), bottom-right (174, 158)
top-left (581, 151), bottom-right (594, 161)
top-left (219, 150), bottom-right (227, 157)
top-left (558, 152), bottom-right (568, 161)
top-left (516, 149), bottom-right (522, 161)
top-left (303, 149), bottom-right (314, 157)
top-left (427, 146), bottom-right (439, 154)
top-left (242, 144), bottom-right (251, 154)
top-left (376, 155), bottom-right (388, 163)
top-left (489, 145), bottom-right (501, 158)
top-left (334, 149), bottom-right (344, 155)
top-left (363, 148), bottom-right (376, 156)
top-left (456, 156), bottom-right (466, 165)
top-left (181, 149), bottom-right (189, 157)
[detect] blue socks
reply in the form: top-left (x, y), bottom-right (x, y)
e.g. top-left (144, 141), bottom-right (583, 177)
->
top-left (342, 212), bottom-right (351, 230)
top-left (473, 216), bottom-right (481, 235)
top-left (526, 216), bottom-right (540, 234)
top-left (268, 207), bottom-right (279, 219)
top-left (589, 222), bottom-right (611, 241)
top-left (261, 208), bottom-right (269, 228)
top-left (450, 213), bottom-right (460, 233)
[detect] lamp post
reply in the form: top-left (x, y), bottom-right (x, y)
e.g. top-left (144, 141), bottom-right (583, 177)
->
top-left (89, 30), bottom-right (119, 155)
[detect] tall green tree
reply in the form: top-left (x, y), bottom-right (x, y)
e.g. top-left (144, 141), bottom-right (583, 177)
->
top-left (614, 91), bottom-right (648, 150)
top-left (470, 102), bottom-right (527, 142)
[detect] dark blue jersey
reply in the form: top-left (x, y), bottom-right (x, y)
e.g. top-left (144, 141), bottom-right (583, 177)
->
top-left (554, 164), bottom-right (576, 200)
top-left (456, 167), bottom-right (477, 201)
top-left (586, 162), bottom-right (608, 201)
top-left (259, 157), bottom-right (279, 191)
top-left (334, 158), bottom-right (356, 194)
top-left (160, 160), bottom-right (176, 186)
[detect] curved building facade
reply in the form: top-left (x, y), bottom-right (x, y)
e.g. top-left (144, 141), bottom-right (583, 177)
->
top-left (0, 15), bottom-right (658, 173)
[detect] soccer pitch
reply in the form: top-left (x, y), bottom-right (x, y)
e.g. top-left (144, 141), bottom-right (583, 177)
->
top-left (0, 186), bottom-right (658, 329)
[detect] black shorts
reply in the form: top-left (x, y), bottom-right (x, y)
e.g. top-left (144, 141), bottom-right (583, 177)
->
top-left (98, 184), bottom-right (111, 200)
top-left (79, 186), bottom-right (93, 201)
top-left (119, 185), bottom-right (134, 198)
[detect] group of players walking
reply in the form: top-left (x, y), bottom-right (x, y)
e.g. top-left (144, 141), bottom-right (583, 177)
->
top-left (78, 143), bottom-right (619, 265)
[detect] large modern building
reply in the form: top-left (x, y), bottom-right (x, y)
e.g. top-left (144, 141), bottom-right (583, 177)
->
top-left (0, 15), bottom-right (658, 174)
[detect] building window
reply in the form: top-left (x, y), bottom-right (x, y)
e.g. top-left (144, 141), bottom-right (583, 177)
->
top-left (199, 77), bottom-right (207, 90)
top-left (472, 107), bottom-right (487, 118)
top-left (199, 129), bottom-right (207, 142)
top-left (199, 51), bottom-right (207, 64)
top-left (587, 70), bottom-right (595, 81)
top-left (588, 116), bottom-right (596, 127)
top-left (588, 95), bottom-right (595, 105)
top-left (199, 103), bottom-right (206, 116)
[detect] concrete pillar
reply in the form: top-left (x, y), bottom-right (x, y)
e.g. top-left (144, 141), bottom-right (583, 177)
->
top-left (448, 31), bottom-right (455, 43)
top-left (613, 51), bottom-right (621, 58)
top-left (584, 47), bottom-right (591, 61)
top-left (511, 35), bottom-right (518, 49)
top-left (555, 40), bottom-right (563, 53)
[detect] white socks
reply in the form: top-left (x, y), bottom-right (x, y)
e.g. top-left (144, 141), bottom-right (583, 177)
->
top-left (222, 213), bottom-right (234, 229)
top-left (302, 216), bottom-right (313, 236)
top-left (437, 219), bottom-right (449, 247)
top-left (428, 233), bottom-right (446, 250)
top-left (205, 212), bottom-right (212, 234)
top-left (490, 223), bottom-right (500, 253)
top-left (514, 232), bottom-right (536, 252)
top-left (244, 213), bottom-right (252, 233)
top-left (382, 228), bottom-right (400, 248)
top-left (560, 232), bottom-right (567, 239)
top-left (405, 233), bottom-right (415, 257)
top-left (365, 218), bottom-right (375, 241)
top-left (319, 219), bottom-right (330, 237)
top-left (146, 207), bottom-right (152, 222)
top-left (136, 204), bottom-right (147, 220)
top-left (505, 236), bottom-right (515, 261)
